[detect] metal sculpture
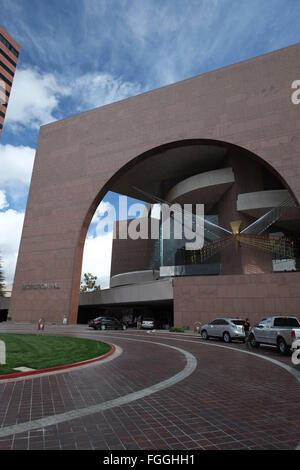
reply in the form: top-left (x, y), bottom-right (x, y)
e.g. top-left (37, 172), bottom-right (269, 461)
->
top-left (133, 187), bottom-right (297, 264)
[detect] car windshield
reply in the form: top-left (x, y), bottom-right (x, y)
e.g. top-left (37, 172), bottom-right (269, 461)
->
top-left (274, 317), bottom-right (300, 327)
top-left (231, 320), bottom-right (245, 325)
top-left (143, 318), bottom-right (154, 322)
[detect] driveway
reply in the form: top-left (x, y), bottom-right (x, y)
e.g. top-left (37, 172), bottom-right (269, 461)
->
top-left (0, 324), bottom-right (299, 450)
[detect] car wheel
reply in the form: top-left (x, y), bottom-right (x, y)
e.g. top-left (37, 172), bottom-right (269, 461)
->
top-left (249, 334), bottom-right (260, 348)
top-left (201, 330), bottom-right (209, 340)
top-left (277, 338), bottom-right (289, 355)
top-left (223, 332), bottom-right (231, 343)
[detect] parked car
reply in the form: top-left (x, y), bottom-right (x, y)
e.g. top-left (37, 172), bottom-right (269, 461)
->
top-left (249, 316), bottom-right (300, 354)
top-left (88, 317), bottom-right (102, 328)
top-left (89, 316), bottom-right (126, 331)
top-left (141, 318), bottom-right (156, 329)
top-left (200, 318), bottom-right (246, 343)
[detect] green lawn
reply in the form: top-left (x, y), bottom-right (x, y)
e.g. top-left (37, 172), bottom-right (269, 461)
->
top-left (0, 333), bottom-right (111, 375)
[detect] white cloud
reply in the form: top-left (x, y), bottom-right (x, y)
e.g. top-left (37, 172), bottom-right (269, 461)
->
top-left (5, 67), bottom-right (144, 130)
top-left (0, 144), bottom-right (35, 186)
top-left (5, 68), bottom-right (70, 130)
top-left (0, 190), bottom-right (8, 210)
top-left (90, 200), bottom-right (117, 238)
top-left (91, 201), bottom-right (116, 225)
top-left (0, 144), bottom-right (34, 285)
top-left (82, 201), bottom-right (115, 288)
top-left (72, 72), bottom-right (143, 111)
top-left (81, 232), bottom-right (113, 289)
top-left (0, 209), bottom-right (25, 284)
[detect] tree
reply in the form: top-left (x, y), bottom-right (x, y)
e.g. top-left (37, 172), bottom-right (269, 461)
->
top-left (80, 273), bottom-right (101, 292)
top-left (0, 254), bottom-right (5, 297)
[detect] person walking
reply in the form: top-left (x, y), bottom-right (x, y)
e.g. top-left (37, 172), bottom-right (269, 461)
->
top-left (243, 318), bottom-right (251, 345)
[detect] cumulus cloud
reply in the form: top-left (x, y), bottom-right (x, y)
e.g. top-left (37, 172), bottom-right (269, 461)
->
top-left (5, 66), bottom-right (144, 131)
top-left (0, 144), bottom-right (34, 284)
top-left (0, 190), bottom-right (8, 210)
top-left (0, 208), bottom-right (25, 284)
top-left (91, 200), bottom-right (116, 226)
top-left (81, 201), bottom-right (116, 288)
top-left (0, 144), bottom-right (35, 186)
top-left (81, 232), bottom-right (113, 289)
top-left (5, 68), bottom-right (70, 130)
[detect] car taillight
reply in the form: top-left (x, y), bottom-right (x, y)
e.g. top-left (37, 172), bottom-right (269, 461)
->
top-left (291, 330), bottom-right (296, 339)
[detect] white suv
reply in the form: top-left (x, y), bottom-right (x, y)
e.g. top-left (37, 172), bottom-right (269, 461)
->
top-left (201, 318), bottom-right (246, 343)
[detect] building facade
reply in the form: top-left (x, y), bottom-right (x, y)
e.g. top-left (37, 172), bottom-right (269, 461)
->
top-left (0, 25), bottom-right (20, 136)
top-left (8, 43), bottom-right (300, 326)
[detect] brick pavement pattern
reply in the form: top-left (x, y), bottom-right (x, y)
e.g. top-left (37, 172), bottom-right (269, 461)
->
top-left (0, 325), bottom-right (299, 450)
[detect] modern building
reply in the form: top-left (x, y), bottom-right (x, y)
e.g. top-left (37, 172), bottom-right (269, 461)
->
top-left (0, 25), bottom-right (20, 136)
top-left (8, 43), bottom-right (300, 327)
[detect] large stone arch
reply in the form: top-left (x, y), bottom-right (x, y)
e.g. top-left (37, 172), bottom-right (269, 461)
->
top-left (9, 43), bottom-right (300, 323)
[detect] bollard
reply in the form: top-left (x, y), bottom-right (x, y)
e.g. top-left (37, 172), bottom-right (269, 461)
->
top-left (63, 315), bottom-right (68, 325)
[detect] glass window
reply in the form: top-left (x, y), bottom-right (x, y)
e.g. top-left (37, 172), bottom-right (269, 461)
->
top-left (274, 317), bottom-right (300, 327)
top-left (0, 60), bottom-right (14, 77)
top-left (0, 33), bottom-right (19, 58)
top-left (0, 72), bottom-right (12, 87)
top-left (0, 48), bottom-right (17, 67)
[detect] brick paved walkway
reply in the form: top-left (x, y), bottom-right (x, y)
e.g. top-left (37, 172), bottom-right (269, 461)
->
top-left (0, 324), bottom-right (299, 450)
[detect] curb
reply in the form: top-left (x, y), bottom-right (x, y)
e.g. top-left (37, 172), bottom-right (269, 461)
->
top-left (0, 343), bottom-right (115, 381)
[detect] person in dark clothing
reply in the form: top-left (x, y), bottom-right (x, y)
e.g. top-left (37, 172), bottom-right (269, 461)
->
top-left (243, 318), bottom-right (251, 344)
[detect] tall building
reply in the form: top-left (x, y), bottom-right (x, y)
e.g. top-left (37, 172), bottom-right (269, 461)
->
top-left (6, 43), bottom-right (300, 325)
top-left (0, 25), bottom-right (20, 137)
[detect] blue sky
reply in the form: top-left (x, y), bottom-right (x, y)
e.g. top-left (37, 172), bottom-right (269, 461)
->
top-left (0, 0), bottom-right (300, 286)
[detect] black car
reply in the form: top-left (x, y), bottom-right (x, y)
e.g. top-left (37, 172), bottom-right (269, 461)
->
top-left (89, 316), bottom-right (126, 331)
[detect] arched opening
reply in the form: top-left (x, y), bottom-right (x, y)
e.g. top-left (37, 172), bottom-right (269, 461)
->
top-left (75, 139), bottom-right (300, 325)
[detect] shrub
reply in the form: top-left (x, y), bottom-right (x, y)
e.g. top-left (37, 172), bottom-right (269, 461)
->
top-left (169, 326), bottom-right (186, 333)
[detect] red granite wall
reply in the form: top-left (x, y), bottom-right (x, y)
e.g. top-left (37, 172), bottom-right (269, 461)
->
top-left (110, 220), bottom-right (153, 277)
top-left (173, 272), bottom-right (300, 327)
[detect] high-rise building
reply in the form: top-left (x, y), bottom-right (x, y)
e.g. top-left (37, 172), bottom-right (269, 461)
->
top-left (0, 25), bottom-right (20, 137)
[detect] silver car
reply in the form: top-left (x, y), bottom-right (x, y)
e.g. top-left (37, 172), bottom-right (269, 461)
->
top-left (201, 318), bottom-right (246, 343)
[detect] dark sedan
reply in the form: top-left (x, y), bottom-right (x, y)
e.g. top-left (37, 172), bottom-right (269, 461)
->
top-left (89, 316), bottom-right (126, 331)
